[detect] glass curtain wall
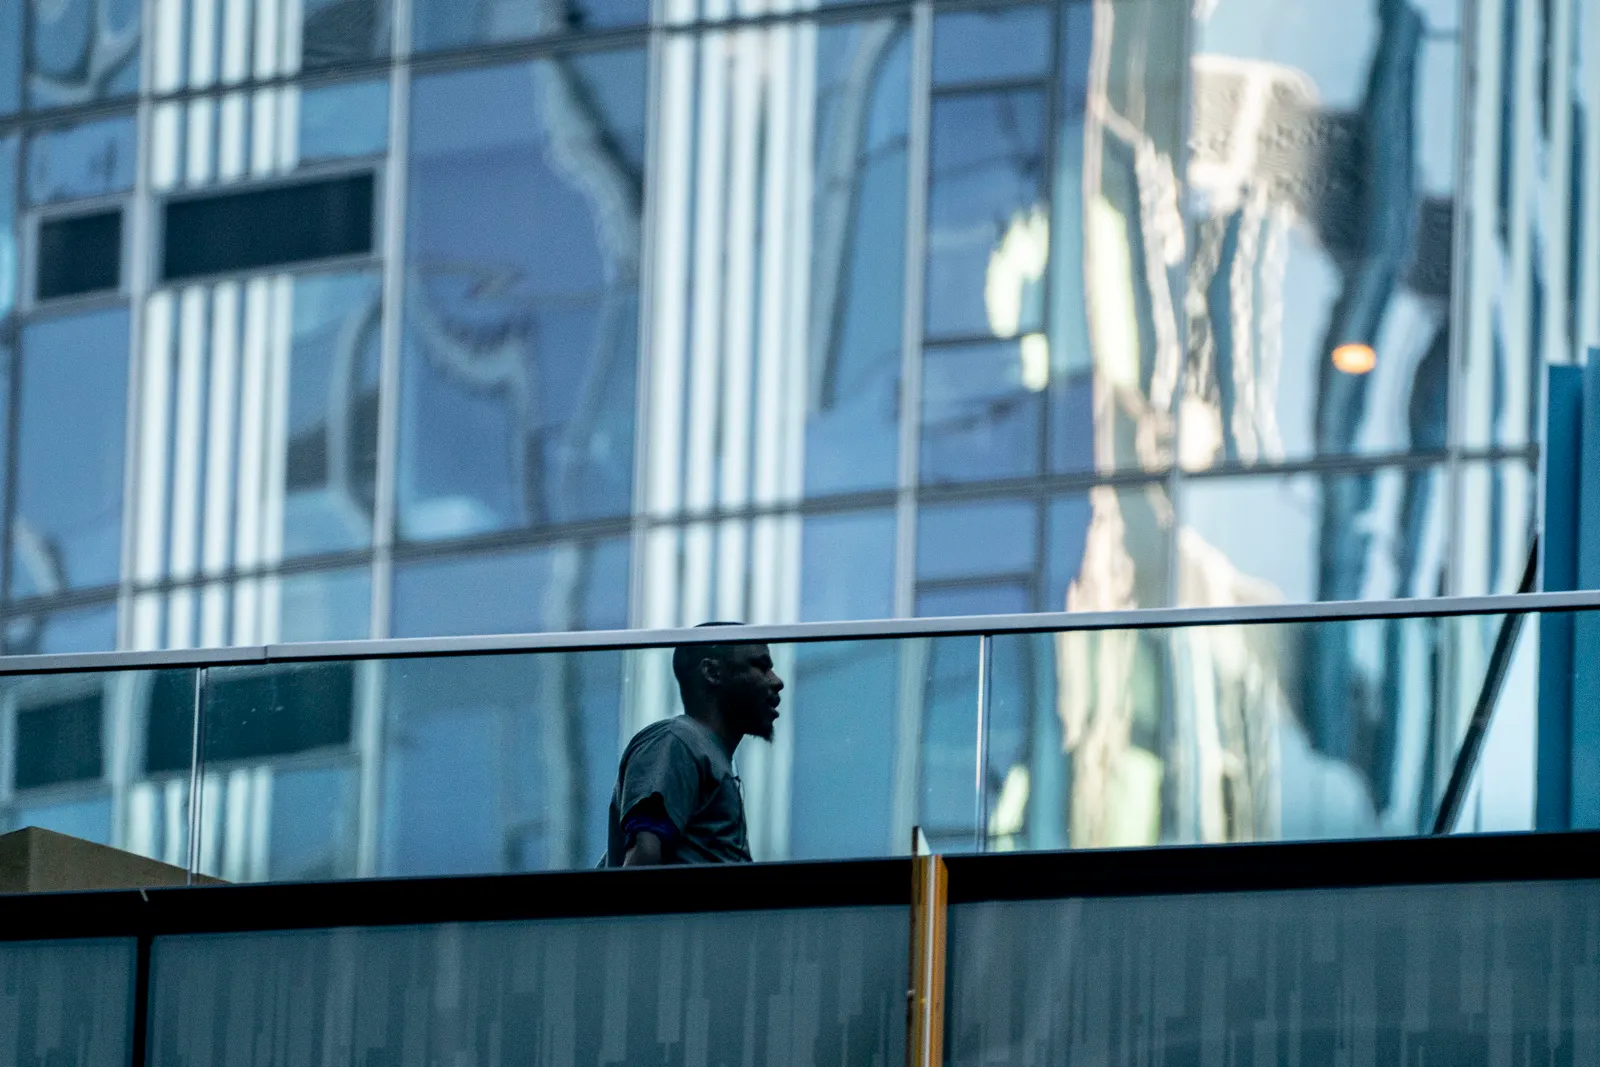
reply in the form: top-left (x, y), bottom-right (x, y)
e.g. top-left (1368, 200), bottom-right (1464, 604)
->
top-left (0, 0), bottom-right (1568, 657)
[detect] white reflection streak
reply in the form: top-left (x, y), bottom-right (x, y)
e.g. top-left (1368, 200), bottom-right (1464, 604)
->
top-left (167, 287), bottom-right (209, 649)
top-left (259, 276), bottom-right (293, 643)
top-left (201, 283), bottom-right (241, 647)
top-left (233, 280), bottom-right (271, 645)
top-left (133, 293), bottom-right (176, 651)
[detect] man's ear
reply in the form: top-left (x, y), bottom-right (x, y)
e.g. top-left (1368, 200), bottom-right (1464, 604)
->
top-left (697, 655), bottom-right (723, 688)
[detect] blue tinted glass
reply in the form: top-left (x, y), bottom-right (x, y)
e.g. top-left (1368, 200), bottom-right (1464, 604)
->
top-left (414, 0), bottom-right (647, 53)
top-left (29, 0), bottom-right (140, 108)
top-left (0, 3), bottom-right (17, 115)
top-left (27, 114), bottom-right (136, 205)
top-left (302, 0), bottom-right (393, 69)
top-left (284, 271), bottom-right (382, 558)
top-left (1044, 492), bottom-right (1091, 609)
top-left (917, 498), bottom-right (1038, 582)
top-left (0, 938), bottom-right (134, 1067)
top-left (4, 601), bottom-right (118, 654)
top-left (933, 5), bottom-right (1053, 86)
top-left (921, 340), bottom-right (1044, 484)
top-left (401, 53), bottom-right (646, 541)
top-left (379, 651), bottom-right (626, 873)
top-left (926, 90), bottom-right (1049, 340)
top-left (392, 538), bottom-right (630, 637)
top-left (266, 764), bottom-right (359, 880)
top-left (299, 79), bottom-right (390, 162)
top-left (13, 793), bottom-right (113, 843)
top-left (800, 510), bottom-right (896, 620)
top-left (14, 308), bottom-right (130, 596)
top-left (278, 568), bottom-right (373, 642)
top-left (805, 20), bottom-right (911, 497)
top-left (0, 137), bottom-right (15, 320)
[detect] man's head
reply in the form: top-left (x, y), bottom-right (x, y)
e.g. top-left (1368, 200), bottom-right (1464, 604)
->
top-left (672, 622), bottom-right (784, 742)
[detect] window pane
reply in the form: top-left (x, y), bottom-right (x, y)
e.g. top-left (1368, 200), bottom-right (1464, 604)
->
top-left (392, 538), bottom-right (631, 637)
top-left (1179, 465), bottom-right (1447, 604)
top-left (1186, 1), bottom-right (1458, 466)
top-left (0, 2), bottom-right (18, 116)
top-left (299, 79), bottom-right (390, 162)
top-left (283, 270), bottom-right (382, 557)
top-left (163, 174), bottom-right (376, 281)
top-left (13, 308), bottom-right (130, 596)
top-left (149, 910), bottom-right (904, 1065)
top-left (933, 5), bottom-right (1053, 87)
top-left (0, 939), bottom-right (134, 1067)
top-left (27, 115), bottom-right (137, 205)
top-left (800, 510), bottom-right (896, 621)
top-left (29, 0), bottom-right (140, 108)
top-left (921, 339), bottom-right (1045, 484)
top-left (804, 19), bottom-right (912, 497)
top-left (3, 671), bottom-right (197, 867)
top-left (948, 881), bottom-right (1600, 1065)
top-left (3, 600), bottom-right (117, 655)
top-left (36, 209), bottom-right (122, 300)
top-left (401, 52), bottom-right (646, 540)
top-left (278, 567), bottom-right (373, 642)
top-left (302, 0), bottom-right (393, 70)
top-left (926, 89), bottom-right (1049, 341)
top-left (413, 0), bottom-right (648, 53)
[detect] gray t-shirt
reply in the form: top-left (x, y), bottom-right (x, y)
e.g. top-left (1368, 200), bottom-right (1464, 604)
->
top-left (606, 715), bottom-right (751, 866)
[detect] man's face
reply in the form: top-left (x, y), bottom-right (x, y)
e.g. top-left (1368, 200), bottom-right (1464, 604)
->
top-left (709, 643), bottom-right (784, 741)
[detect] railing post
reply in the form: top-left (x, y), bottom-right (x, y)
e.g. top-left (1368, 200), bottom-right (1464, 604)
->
top-left (907, 828), bottom-right (948, 1067)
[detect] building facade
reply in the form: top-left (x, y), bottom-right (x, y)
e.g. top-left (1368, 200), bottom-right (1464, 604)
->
top-left (0, 0), bottom-right (1588, 878)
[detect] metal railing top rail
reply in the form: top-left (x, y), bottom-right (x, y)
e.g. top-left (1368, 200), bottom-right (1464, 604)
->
top-left (0, 588), bottom-right (1595, 677)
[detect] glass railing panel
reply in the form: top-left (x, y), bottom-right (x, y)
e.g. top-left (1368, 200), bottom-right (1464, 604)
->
top-left (945, 879), bottom-right (1600, 1066)
top-left (0, 938), bottom-right (136, 1067)
top-left (985, 612), bottom-right (1528, 849)
top-left (2, 668), bottom-right (197, 866)
top-left (148, 907), bottom-right (908, 1066)
top-left (194, 635), bottom-right (981, 881)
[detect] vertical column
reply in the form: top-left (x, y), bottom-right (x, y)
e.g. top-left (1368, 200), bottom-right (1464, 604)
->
top-left (906, 836), bottom-right (947, 1067)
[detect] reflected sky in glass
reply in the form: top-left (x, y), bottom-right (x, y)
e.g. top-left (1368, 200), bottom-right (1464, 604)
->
top-left (299, 79), bottom-right (390, 162)
top-left (27, 114), bottom-right (137, 205)
top-left (28, 0), bottom-right (140, 108)
top-left (933, 5), bottom-right (1054, 87)
top-left (13, 308), bottom-right (130, 598)
top-left (413, 0), bottom-right (648, 53)
top-left (401, 51), bottom-right (646, 542)
top-left (921, 340), bottom-right (1044, 484)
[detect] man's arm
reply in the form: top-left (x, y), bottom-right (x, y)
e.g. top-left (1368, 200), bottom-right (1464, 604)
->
top-left (622, 831), bottom-right (665, 866)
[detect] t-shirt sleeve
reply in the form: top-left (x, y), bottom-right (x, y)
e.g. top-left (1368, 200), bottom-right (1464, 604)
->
top-left (618, 731), bottom-right (701, 836)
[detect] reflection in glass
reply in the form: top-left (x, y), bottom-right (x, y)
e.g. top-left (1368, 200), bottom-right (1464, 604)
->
top-left (948, 881), bottom-right (1600, 1067)
top-left (0, 3), bottom-right (18, 116)
top-left (278, 567), bottom-right (373, 643)
top-left (0, 137), bottom-right (15, 319)
top-left (36, 209), bottom-right (122, 300)
top-left (804, 20), bottom-right (912, 496)
top-left (1179, 464), bottom-right (1447, 605)
top-left (1455, 456), bottom-right (1538, 597)
top-left (0, 939), bottom-right (135, 1067)
top-left (799, 510), bottom-right (896, 621)
top-left (150, 909), bottom-right (906, 1066)
top-left (13, 308), bottom-right (130, 597)
top-left (926, 89), bottom-right (1049, 341)
top-left (391, 537), bottom-right (630, 638)
top-left (3, 600), bottom-right (118, 655)
top-left (1, 670), bottom-right (196, 867)
top-left (27, 115), bottom-right (137, 204)
top-left (413, 0), bottom-right (648, 53)
top-left (301, 0), bottom-right (393, 70)
top-left (922, 340), bottom-right (1045, 483)
top-left (299, 79), bottom-right (390, 162)
top-left (933, 5), bottom-right (1053, 87)
top-left (401, 51), bottom-right (646, 541)
top-left (29, 0), bottom-right (140, 108)
top-left (1185, 0), bottom-right (1457, 467)
top-left (986, 606), bottom-right (1521, 849)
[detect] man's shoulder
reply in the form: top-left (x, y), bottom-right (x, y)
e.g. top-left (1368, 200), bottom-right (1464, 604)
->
top-left (625, 716), bottom-right (713, 759)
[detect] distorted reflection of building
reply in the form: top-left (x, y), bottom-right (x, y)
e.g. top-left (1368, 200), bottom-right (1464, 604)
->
top-left (0, 0), bottom-right (1585, 876)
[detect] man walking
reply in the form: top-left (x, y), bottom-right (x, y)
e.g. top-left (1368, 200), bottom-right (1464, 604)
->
top-left (606, 623), bottom-right (784, 866)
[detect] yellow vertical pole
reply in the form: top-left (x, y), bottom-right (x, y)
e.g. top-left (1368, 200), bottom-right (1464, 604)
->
top-left (907, 828), bottom-right (948, 1067)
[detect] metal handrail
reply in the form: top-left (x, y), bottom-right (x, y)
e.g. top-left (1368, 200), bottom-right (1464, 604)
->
top-left (4, 588), bottom-right (1599, 676)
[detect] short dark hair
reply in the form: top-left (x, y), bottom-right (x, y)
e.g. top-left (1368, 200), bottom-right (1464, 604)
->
top-left (672, 621), bottom-right (745, 692)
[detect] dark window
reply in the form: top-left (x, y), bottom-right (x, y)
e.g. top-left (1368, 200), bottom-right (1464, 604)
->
top-left (16, 692), bottom-right (103, 790)
top-left (203, 663), bottom-right (354, 764)
top-left (145, 670), bottom-right (197, 774)
top-left (36, 209), bottom-right (121, 300)
top-left (162, 173), bottom-right (374, 281)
